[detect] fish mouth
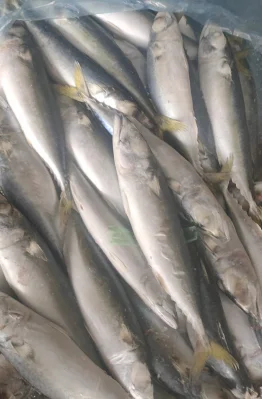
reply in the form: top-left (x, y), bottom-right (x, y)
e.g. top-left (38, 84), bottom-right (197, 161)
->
top-left (152, 12), bottom-right (173, 34)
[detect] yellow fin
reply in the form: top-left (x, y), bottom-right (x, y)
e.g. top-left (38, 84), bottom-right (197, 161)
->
top-left (54, 85), bottom-right (85, 102)
top-left (191, 340), bottom-right (238, 379)
top-left (204, 155), bottom-right (233, 184)
top-left (59, 191), bottom-right (72, 225)
top-left (74, 62), bottom-right (88, 95)
top-left (156, 115), bottom-right (186, 139)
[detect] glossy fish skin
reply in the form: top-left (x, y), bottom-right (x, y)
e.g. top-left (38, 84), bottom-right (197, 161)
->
top-left (64, 212), bottom-right (153, 399)
top-left (94, 11), bottom-right (154, 49)
top-left (126, 119), bottom-right (262, 325)
top-left (26, 21), bottom-right (151, 126)
top-left (0, 105), bottom-right (62, 261)
top-left (49, 17), bottom-right (154, 121)
top-left (221, 293), bottom-right (262, 385)
top-left (129, 291), bottom-right (195, 397)
top-left (147, 12), bottom-right (201, 173)
top-left (198, 24), bottom-right (256, 214)
top-left (113, 115), bottom-right (206, 345)
top-left (0, 196), bottom-right (101, 366)
top-left (58, 95), bottom-right (125, 220)
top-left (70, 163), bottom-right (177, 330)
top-left (114, 39), bottom-right (146, 86)
top-left (0, 24), bottom-right (66, 192)
top-left (0, 293), bottom-right (129, 399)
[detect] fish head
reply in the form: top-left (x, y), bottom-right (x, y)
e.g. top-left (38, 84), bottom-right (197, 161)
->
top-left (0, 294), bottom-right (26, 336)
top-left (199, 23), bottom-right (227, 60)
top-left (151, 12), bottom-right (180, 42)
top-left (113, 115), bottom-right (152, 177)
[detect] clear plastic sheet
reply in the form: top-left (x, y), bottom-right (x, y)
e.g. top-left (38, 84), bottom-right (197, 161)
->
top-left (0, 0), bottom-right (262, 48)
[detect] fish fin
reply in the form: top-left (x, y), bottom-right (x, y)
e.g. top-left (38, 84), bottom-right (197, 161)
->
top-left (54, 84), bottom-right (85, 102)
top-left (204, 155), bottom-right (233, 184)
top-left (74, 62), bottom-right (89, 95)
top-left (156, 115), bottom-right (186, 139)
top-left (59, 191), bottom-right (72, 225)
top-left (183, 226), bottom-right (198, 243)
top-left (191, 340), bottom-right (238, 379)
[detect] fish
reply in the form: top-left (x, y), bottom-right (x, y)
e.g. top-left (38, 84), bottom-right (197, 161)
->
top-left (0, 24), bottom-right (67, 194)
top-left (26, 20), bottom-right (153, 128)
top-left (114, 39), bottom-right (146, 86)
top-left (178, 16), bottom-right (197, 42)
top-left (129, 290), bottom-right (196, 397)
top-left (0, 104), bottom-right (63, 261)
top-left (69, 162), bottom-right (177, 330)
top-left (0, 194), bottom-right (102, 366)
top-left (94, 11), bottom-right (154, 49)
top-left (113, 114), bottom-right (236, 375)
top-left (183, 36), bottom-right (198, 61)
top-left (0, 292), bottom-right (129, 399)
top-left (58, 94), bottom-right (125, 220)
top-left (221, 293), bottom-right (262, 386)
top-left (48, 16), bottom-right (154, 121)
top-left (147, 12), bottom-right (201, 173)
top-left (198, 23), bottom-right (257, 217)
top-left (63, 212), bottom-right (153, 399)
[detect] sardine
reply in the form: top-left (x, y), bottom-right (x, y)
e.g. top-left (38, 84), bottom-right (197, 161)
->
top-left (69, 162), bottom-right (177, 330)
top-left (48, 17), bottom-right (154, 120)
top-left (0, 24), bottom-right (67, 193)
top-left (178, 16), bottom-right (197, 42)
top-left (58, 95), bottom-right (125, 220)
top-left (0, 293), bottom-right (129, 399)
top-left (63, 212), bottom-right (153, 399)
top-left (26, 20), bottom-right (152, 128)
top-left (147, 12), bottom-right (201, 173)
top-left (94, 11), bottom-right (154, 49)
top-left (114, 39), bottom-right (146, 86)
top-left (0, 104), bottom-right (62, 261)
top-left (0, 195), bottom-right (102, 365)
top-left (198, 23), bottom-right (257, 216)
top-left (221, 293), bottom-right (262, 385)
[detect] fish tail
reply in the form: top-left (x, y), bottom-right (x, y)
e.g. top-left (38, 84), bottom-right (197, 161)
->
top-left (59, 189), bottom-right (72, 225)
top-left (191, 339), bottom-right (238, 379)
top-left (156, 115), bottom-right (186, 140)
top-left (54, 84), bottom-right (85, 102)
top-left (204, 155), bottom-right (233, 185)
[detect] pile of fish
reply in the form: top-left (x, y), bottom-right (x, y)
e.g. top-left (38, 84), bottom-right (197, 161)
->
top-left (0, 6), bottom-right (262, 399)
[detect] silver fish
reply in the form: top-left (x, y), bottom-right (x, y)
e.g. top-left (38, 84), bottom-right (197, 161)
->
top-left (147, 12), bottom-right (201, 173)
top-left (48, 17), bottom-right (154, 121)
top-left (113, 115), bottom-right (206, 347)
top-left (58, 95), bottom-right (125, 220)
top-left (221, 293), bottom-right (262, 385)
top-left (0, 293), bottom-right (129, 399)
top-left (94, 11), bottom-right (154, 49)
top-left (0, 195), bottom-right (101, 365)
top-left (0, 24), bottom-right (67, 192)
top-left (178, 16), bottom-right (197, 42)
top-left (114, 39), bottom-right (146, 86)
top-left (128, 118), bottom-right (262, 326)
top-left (0, 104), bottom-right (62, 261)
top-left (26, 20), bottom-right (152, 127)
top-left (198, 23), bottom-right (256, 216)
top-left (69, 163), bottom-right (177, 330)
top-left (64, 212), bottom-right (153, 399)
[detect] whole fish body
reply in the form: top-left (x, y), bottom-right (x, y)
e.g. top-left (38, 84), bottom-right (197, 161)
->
top-left (0, 24), bottom-right (67, 193)
top-left (58, 95), bottom-right (125, 220)
top-left (221, 293), bottom-right (262, 386)
top-left (0, 195), bottom-right (102, 366)
top-left (64, 212), bottom-right (153, 399)
top-left (147, 12), bottom-right (201, 173)
top-left (26, 20), bottom-right (152, 127)
top-left (198, 23), bottom-right (257, 215)
top-left (69, 162), bottom-right (177, 330)
top-left (113, 115), bottom-right (206, 348)
top-left (0, 104), bottom-right (63, 261)
top-left (114, 39), bottom-right (146, 86)
top-left (48, 17), bottom-right (154, 121)
top-left (94, 11), bottom-right (154, 49)
top-left (0, 293), bottom-right (129, 399)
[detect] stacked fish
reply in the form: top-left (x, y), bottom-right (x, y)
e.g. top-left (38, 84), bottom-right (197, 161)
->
top-left (0, 8), bottom-right (261, 399)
